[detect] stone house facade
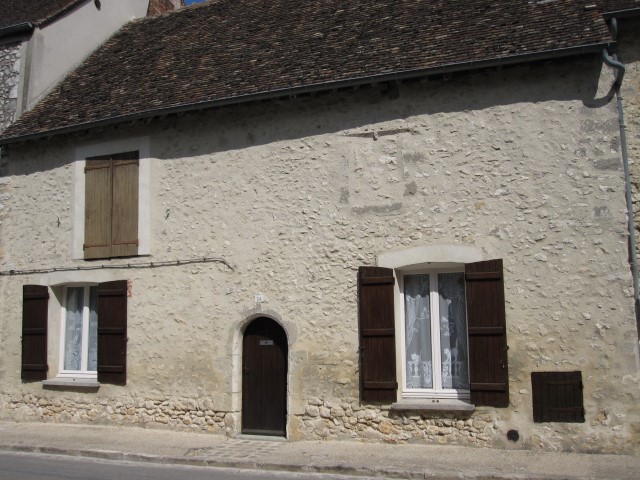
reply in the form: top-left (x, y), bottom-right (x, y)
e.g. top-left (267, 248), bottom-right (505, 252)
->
top-left (0, 0), bottom-right (639, 454)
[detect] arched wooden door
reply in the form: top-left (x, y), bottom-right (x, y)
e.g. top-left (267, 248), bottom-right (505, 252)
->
top-left (242, 317), bottom-right (288, 436)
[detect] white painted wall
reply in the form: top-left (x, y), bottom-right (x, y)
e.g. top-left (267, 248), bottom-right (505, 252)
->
top-left (23, 0), bottom-right (148, 112)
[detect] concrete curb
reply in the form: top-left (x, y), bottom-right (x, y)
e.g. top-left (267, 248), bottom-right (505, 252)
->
top-left (0, 444), bottom-right (603, 480)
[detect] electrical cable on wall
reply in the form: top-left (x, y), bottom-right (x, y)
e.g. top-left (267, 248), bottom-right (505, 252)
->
top-left (0, 256), bottom-right (234, 276)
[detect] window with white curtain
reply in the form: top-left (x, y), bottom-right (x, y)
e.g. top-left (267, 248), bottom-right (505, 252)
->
top-left (59, 286), bottom-right (98, 378)
top-left (401, 269), bottom-right (469, 399)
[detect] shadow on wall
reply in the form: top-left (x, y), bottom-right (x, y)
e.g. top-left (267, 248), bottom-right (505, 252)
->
top-left (4, 55), bottom-right (607, 175)
top-left (618, 17), bottom-right (640, 64)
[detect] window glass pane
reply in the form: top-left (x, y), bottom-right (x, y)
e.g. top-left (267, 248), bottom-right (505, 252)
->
top-left (64, 287), bottom-right (84, 371)
top-left (404, 274), bottom-right (432, 389)
top-left (438, 272), bottom-right (469, 389)
top-left (87, 287), bottom-right (99, 372)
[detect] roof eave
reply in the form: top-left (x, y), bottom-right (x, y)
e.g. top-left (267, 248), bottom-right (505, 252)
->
top-left (603, 7), bottom-right (640, 19)
top-left (0, 41), bottom-right (611, 147)
top-left (36, 0), bottom-right (90, 28)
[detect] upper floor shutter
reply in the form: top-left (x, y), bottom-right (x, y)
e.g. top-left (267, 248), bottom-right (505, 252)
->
top-left (465, 259), bottom-right (509, 407)
top-left (111, 152), bottom-right (139, 257)
top-left (84, 155), bottom-right (112, 259)
top-left (97, 280), bottom-right (127, 385)
top-left (22, 285), bottom-right (49, 381)
top-left (358, 266), bottom-right (397, 403)
top-left (84, 152), bottom-right (139, 259)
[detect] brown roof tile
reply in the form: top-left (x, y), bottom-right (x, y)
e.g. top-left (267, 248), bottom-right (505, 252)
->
top-left (0, 0), bottom-right (613, 143)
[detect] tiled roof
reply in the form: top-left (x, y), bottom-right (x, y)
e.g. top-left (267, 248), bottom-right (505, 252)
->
top-left (0, 0), bottom-right (612, 144)
top-left (600, 0), bottom-right (640, 14)
top-left (0, 0), bottom-right (85, 30)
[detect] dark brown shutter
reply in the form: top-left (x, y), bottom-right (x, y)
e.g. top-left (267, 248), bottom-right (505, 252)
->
top-left (358, 267), bottom-right (397, 403)
top-left (84, 156), bottom-right (113, 259)
top-left (110, 152), bottom-right (139, 257)
top-left (97, 280), bottom-right (127, 385)
top-left (22, 285), bottom-right (49, 381)
top-left (532, 371), bottom-right (585, 422)
top-left (465, 259), bottom-right (509, 407)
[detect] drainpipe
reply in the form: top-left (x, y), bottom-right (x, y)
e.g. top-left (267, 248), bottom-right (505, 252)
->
top-left (602, 18), bottom-right (640, 338)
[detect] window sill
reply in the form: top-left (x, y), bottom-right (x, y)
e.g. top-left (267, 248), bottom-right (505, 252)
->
top-left (42, 378), bottom-right (100, 390)
top-left (390, 399), bottom-right (475, 413)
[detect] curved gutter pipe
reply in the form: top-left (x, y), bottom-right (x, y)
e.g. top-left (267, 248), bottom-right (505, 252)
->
top-left (0, 22), bottom-right (34, 39)
top-left (602, 18), bottom-right (640, 337)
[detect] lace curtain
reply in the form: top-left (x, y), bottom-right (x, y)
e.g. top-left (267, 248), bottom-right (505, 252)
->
top-left (64, 287), bottom-right (84, 371)
top-left (404, 274), bottom-right (432, 388)
top-left (438, 272), bottom-right (469, 389)
top-left (64, 286), bottom-right (98, 372)
top-left (87, 287), bottom-right (98, 371)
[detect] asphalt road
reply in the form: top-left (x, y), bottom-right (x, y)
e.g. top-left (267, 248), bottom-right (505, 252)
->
top-left (0, 452), bottom-right (383, 480)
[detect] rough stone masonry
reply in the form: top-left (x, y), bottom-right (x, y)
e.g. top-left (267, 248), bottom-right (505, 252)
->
top-left (0, 56), bottom-right (639, 454)
top-left (0, 42), bottom-right (20, 134)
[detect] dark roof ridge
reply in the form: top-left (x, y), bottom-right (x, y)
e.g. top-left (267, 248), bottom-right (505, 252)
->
top-left (36, 0), bottom-right (89, 28)
top-left (0, 0), bottom-right (89, 31)
top-left (600, 0), bottom-right (640, 16)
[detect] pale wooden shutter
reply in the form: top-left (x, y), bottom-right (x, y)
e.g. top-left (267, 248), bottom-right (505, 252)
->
top-left (110, 152), bottom-right (139, 257)
top-left (465, 259), bottom-right (509, 407)
top-left (84, 151), bottom-right (138, 259)
top-left (97, 280), bottom-right (128, 385)
top-left (84, 155), bottom-right (113, 259)
top-left (22, 285), bottom-right (49, 381)
top-left (358, 267), bottom-right (397, 403)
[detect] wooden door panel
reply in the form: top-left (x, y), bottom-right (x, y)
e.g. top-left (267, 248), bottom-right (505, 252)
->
top-left (242, 317), bottom-right (287, 436)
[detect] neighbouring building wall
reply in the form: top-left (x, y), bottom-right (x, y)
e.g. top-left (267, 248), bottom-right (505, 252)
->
top-left (21, 0), bottom-right (148, 113)
top-left (0, 57), bottom-right (639, 453)
top-left (0, 42), bottom-right (20, 133)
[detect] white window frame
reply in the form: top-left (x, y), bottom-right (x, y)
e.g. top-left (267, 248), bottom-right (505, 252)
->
top-left (58, 284), bottom-right (98, 379)
top-left (398, 266), bottom-right (470, 400)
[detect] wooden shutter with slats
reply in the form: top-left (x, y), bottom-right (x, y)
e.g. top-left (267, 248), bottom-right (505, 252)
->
top-left (111, 152), bottom-right (139, 257)
top-left (358, 267), bottom-right (397, 403)
top-left (465, 259), bottom-right (509, 407)
top-left (22, 285), bottom-right (49, 381)
top-left (532, 371), bottom-right (585, 422)
top-left (84, 151), bottom-right (139, 259)
top-left (84, 156), bottom-right (113, 259)
top-left (97, 280), bottom-right (127, 385)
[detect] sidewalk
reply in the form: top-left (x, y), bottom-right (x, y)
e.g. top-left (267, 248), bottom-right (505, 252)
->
top-left (0, 421), bottom-right (638, 479)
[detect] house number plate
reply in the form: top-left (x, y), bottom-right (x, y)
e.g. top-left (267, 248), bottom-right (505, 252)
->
top-left (260, 340), bottom-right (274, 346)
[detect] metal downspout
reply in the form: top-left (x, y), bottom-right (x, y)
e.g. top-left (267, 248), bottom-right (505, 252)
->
top-left (602, 19), bottom-right (640, 338)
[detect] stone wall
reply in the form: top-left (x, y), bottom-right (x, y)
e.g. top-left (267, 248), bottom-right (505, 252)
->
top-left (619, 18), bottom-right (640, 260)
top-left (0, 42), bottom-right (20, 134)
top-left (0, 393), bottom-right (236, 433)
top-left (0, 56), bottom-right (638, 453)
